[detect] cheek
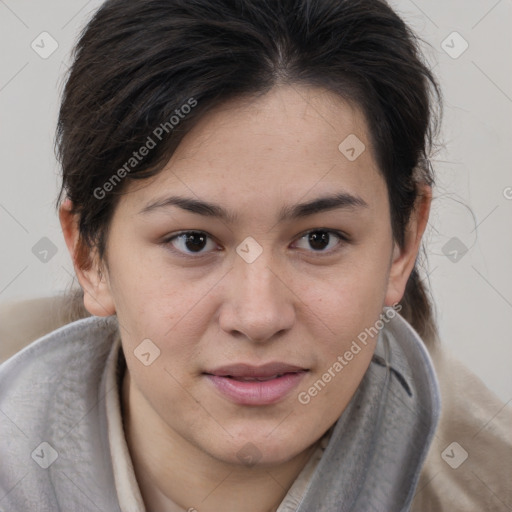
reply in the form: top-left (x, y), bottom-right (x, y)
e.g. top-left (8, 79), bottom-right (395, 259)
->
top-left (110, 265), bottom-right (217, 384)
top-left (293, 254), bottom-right (391, 398)
top-left (295, 274), bottom-right (386, 423)
top-left (107, 241), bottom-right (199, 329)
top-left (301, 254), bottom-right (390, 333)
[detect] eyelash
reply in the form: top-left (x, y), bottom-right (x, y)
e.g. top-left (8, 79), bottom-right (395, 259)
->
top-left (162, 229), bottom-right (350, 259)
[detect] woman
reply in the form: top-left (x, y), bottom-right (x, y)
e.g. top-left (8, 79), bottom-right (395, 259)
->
top-left (0, 0), bottom-right (499, 511)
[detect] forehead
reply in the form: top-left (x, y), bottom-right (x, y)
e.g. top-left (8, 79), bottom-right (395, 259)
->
top-left (119, 85), bottom-right (386, 218)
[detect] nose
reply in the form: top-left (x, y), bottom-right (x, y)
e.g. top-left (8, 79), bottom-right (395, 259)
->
top-left (218, 250), bottom-right (295, 343)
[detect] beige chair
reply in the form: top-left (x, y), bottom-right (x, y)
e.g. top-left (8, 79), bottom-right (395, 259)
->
top-left (1, 296), bottom-right (510, 510)
top-left (0, 294), bottom-right (84, 363)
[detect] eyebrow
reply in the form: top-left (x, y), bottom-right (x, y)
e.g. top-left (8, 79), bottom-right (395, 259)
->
top-left (138, 192), bottom-right (368, 223)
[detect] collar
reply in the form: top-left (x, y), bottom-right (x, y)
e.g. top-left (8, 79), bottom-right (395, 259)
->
top-left (294, 309), bottom-right (441, 511)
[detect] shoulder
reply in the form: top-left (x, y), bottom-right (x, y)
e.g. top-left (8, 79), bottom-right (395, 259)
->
top-left (413, 341), bottom-right (512, 511)
top-left (0, 315), bottom-right (120, 510)
top-left (0, 314), bottom-right (118, 389)
top-left (0, 314), bottom-right (119, 426)
top-left (0, 294), bottom-right (90, 362)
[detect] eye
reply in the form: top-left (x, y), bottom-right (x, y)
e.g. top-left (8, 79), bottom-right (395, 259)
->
top-left (164, 231), bottom-right (218, 257)
top-left (292, 229), bottom-right (348, 254)
top-left (163, 228), bottom-right (348, 259)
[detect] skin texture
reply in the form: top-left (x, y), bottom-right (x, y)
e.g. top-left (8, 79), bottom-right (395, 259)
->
top-left (60, 85), bottom-right (431, 512)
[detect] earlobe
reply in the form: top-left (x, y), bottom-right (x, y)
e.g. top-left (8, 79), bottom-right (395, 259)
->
top-left (59, 199), bottom-right (116, 317)
top-left (384, 184), bottom-right (432, 307)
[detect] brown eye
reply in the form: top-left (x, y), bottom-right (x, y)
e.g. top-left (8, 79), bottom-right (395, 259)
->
top-left (165, 231), bottom-right (217, 256)
top-left (293, 230), bottom-right (347, 254)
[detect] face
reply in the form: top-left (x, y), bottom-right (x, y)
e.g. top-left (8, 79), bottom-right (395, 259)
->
top-left (73, 85), bottom-right (419, 468)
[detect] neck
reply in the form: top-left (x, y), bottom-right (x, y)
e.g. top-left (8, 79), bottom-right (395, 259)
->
top-left (121, 370), bottom-right (321, 512)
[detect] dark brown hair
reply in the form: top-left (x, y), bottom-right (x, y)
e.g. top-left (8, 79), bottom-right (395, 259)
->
top-left (56, 0), bottom-right (442, 344)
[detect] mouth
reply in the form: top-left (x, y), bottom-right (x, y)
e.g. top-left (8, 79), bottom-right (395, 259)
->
top-left (203, 363), bottom-right (309, 405)
top-left (216, 373), bottom-right (293, 382)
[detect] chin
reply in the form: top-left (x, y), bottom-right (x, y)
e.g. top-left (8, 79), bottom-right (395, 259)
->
top-left (212, 432), bottom-right (309, 468)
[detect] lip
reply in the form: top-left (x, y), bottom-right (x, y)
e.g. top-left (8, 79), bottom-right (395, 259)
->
top-left (206, 362), bottom-right (307, 378)
top-left (204, 362), bottom-right (308, 405)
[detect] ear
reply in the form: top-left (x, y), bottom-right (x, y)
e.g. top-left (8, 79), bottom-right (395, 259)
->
top-left (59, 198), bottom-right (116, 317)
top-left (384, 184), bottom-right (432, 306)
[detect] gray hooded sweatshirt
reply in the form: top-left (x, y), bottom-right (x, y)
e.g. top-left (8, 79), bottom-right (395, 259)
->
top-left (0, 312), bottom-right (440, 512)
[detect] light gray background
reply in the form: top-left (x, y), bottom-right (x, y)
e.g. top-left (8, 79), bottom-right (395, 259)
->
top-left (1, 0), bottom-right (511, 403)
